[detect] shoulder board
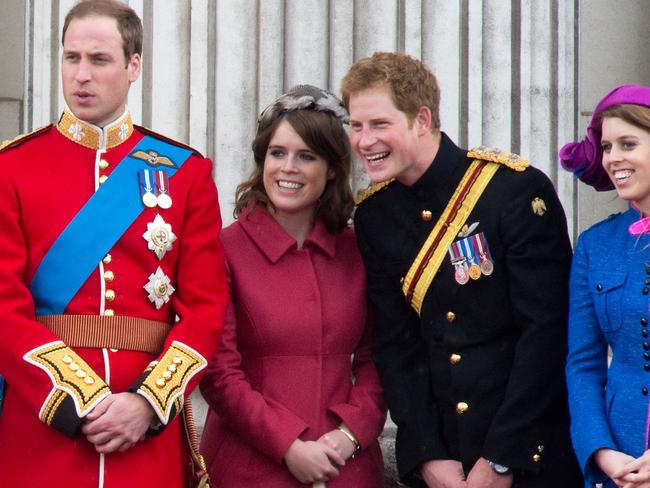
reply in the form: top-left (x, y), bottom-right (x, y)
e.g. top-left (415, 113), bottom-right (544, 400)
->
top-left (0, 125), bottom-right (53, 153)
top-left (355, 179), bottom-right (395, 206)
top-left (135, 125), bottom-right (204, 158)
top-left (467, 146), bottom-right (529, 172)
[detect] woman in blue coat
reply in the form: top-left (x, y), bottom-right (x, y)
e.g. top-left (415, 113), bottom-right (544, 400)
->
top-left (562, 84), bottom-right (650, 487)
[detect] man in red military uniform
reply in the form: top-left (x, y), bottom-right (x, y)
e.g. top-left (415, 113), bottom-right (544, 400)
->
top-left (0, 1), bottom-right (228, 486)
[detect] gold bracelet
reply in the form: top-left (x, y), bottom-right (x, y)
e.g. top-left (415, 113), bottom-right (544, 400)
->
top-left (337, 426), bottom-right (360, 456)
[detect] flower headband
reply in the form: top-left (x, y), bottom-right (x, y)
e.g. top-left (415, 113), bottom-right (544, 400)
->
top-left (559, 84), bottom-right (650, 191)
top-left (258, 84), bottom-right (349, 126)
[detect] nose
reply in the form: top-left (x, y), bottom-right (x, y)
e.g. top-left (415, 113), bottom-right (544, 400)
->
top-left (74, 58), bottom-right (92, 83)
top-left (606, 144), bottom-right (624, 163)
top-left (356, 127), bottom-right (377, 150)
top-left (280, 154), bottom-right (299, 172)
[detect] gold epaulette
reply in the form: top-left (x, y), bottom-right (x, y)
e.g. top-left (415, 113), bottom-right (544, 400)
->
top-left (0, 125), bottom-right (52, 153)
top-left (355, 179), bottom-right (395, 205)
top-left (467, 146), bottom-right (529, 172)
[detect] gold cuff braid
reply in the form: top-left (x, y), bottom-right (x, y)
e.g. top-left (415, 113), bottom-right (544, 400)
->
top-left (138, 341), bottom-right (206, 424)
top-left (24, 341), bottom-right (110, 417)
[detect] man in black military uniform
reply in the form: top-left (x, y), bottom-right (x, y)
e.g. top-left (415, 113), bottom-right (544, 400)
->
top-left (342, 52), bottom-right (582, 488)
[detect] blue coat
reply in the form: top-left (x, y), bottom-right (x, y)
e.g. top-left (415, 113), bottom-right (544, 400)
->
top-left (567, 207), bottom-right (650, 487)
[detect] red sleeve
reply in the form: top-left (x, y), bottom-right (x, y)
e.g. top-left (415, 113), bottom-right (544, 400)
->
top-left (0, 161), bottom-right (111, 437)
top-left (327, 307), bottom-right (387, 449)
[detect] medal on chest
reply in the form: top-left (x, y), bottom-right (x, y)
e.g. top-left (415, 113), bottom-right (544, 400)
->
top-left (144, 266), bottom-right (175, 309)
top-left (448, 231), bottom-right (494, 285)
top-left (143, 214), bottom-right (177, 260)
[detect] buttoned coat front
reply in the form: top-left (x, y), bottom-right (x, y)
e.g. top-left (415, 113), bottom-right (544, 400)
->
top-left (567, 208), bottom-right (650, 487)
top-left (355, 134), bottom-right (582, 487)
top-left (0, 111), bottom-right (228, 487)
top-left (200, 205), bottom-right (386, 487)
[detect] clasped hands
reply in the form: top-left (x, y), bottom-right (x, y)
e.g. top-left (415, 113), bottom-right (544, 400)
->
top-left (597, 448), bottom-right (650, 488)
top-left (283, 424), bottom-right (358, 484)
top-left (81, 392), bottom-right (155, 453)
top-left (420, 457), bottom-right (513, 488)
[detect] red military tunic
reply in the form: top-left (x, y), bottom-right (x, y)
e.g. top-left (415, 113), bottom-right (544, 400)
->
top-left (0, 109), bottom-right (228, 487)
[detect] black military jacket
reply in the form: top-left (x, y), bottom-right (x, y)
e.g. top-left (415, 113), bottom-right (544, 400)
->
top-left (354, 133), bottom-right (581, 487)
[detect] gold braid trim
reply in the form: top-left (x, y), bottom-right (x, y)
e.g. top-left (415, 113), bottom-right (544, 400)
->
top-left (24, 341), bottom-right (110, 417)
top-left (402, 161), bottom-right (500, 315)
top-left (138, 341), bottom-right (207, 424)
top-left (467, 146), bottom-right (529, 172)
top-left (355, 179), bottom-right (395, 205)
top-left (41, 389), bottom-right (68, 425)
top-left (0, 126), bottom-right (51, 152)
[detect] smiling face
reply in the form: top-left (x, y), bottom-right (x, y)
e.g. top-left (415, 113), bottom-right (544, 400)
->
top-left (601, 116), bottom-right (650, 214)
top-left (262, 119), bottom-right (332, 227)
top-left (348, 84), bottom-right (430, 185)
top-left (61, 16), bottom-right (140, 127)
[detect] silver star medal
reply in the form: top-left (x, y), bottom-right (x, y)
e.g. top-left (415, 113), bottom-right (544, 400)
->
top-left (144, 266), bottom-right (175, 309)
top-left (143, 214), bottom-right (176, 260)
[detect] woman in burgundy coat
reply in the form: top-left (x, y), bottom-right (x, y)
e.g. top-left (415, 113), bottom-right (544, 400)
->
top-left (200, 85), bottom-right (386, 487)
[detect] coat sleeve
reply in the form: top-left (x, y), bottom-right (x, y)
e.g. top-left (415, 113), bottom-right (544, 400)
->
top-left (327, 306), bottom-right (387, 449)
top-left (565, 233), bottom-right (616, 484)
top-left (131, 157), bottom-right (228, 425)
top-left (199, 268), bottom-right (310, 464)
top-left (354, 213), bottom-right (449, 483)
top-left (0, 164), bottom-right (111, 438)
top-left (481, 169), bottom-right (573, 470)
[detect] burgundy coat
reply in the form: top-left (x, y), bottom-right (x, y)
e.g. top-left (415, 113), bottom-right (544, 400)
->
top-left (200, 205), bottom-right (386, 487)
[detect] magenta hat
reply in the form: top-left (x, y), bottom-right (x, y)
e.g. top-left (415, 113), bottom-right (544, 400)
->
top-left (559, 84), bottom-right (650, 191)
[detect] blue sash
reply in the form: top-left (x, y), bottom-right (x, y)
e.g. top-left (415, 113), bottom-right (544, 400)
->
top-left (30, 136), bottom-right (192, 314)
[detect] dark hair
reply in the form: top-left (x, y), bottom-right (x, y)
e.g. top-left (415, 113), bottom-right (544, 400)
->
top-left (600, 104), bottom-right (650, 134)
top-left (341, 51), bottom-right (441, 131)
top-left (62, 0), bottom-right (143, 62)
top-left (235, 110), bottom-right (354, 234)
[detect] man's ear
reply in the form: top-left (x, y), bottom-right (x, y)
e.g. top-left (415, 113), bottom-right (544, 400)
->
top-left (414, 105), bottom-right (432, 135)
top-left (127, 53), bottom-right (141, 83)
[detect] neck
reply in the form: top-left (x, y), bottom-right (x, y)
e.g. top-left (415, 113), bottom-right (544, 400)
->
top-left (270, 209), bottom-right (315, 249)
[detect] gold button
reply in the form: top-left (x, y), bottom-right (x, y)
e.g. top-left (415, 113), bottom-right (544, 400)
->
top-left (446, 311), bottom-right (456, 323)
top-left (156, 378), bottom-right (166, 388)
top-left (167, 364), bottom-right (177, 373)
top-left (98, 159), bottom-right (109, 170)
top-left (456, 402), bottom-right (469, 414)
top-left (172, 356), bottom-right (183, 365)
top-left (62, 354), bottom-right (73, 364)
top-left (421, 210), bottom-right (433, 221)
top-left (105, 289), bottom-right (116, 302)
top-left (104, 309), bottom-right (114, 316)
top-left (532, 454), bottom-right (541, 462)
top-left (449, 354), bottom-right (461, 365)
top-left (75, 369), bottom-right (87, 378)
top-left (98, 174), bottom-right (108, 184)
top-left (84, 376), bottom-right (95, 385)
top-left (162, 371), bottom-right (172, 380)
top-left (69, 362), bottom-right (80, 371)
top-left (103, 254), bottom-right (112, 265)
top-left (537, 445), bottom-right (544, 452)
top-left (104, 270), bottom-right (114, 282)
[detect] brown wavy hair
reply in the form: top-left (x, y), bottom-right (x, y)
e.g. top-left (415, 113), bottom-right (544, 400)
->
top-left (341, 51), bottom-right (441, 132)
top-left (234, 109), bottom-right (354, 233)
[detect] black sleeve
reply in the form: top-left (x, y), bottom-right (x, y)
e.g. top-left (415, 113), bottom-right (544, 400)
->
top-left (355, 212), bottom-right (448, 483)
top-left (481, 169), bottom-right (573, 470)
